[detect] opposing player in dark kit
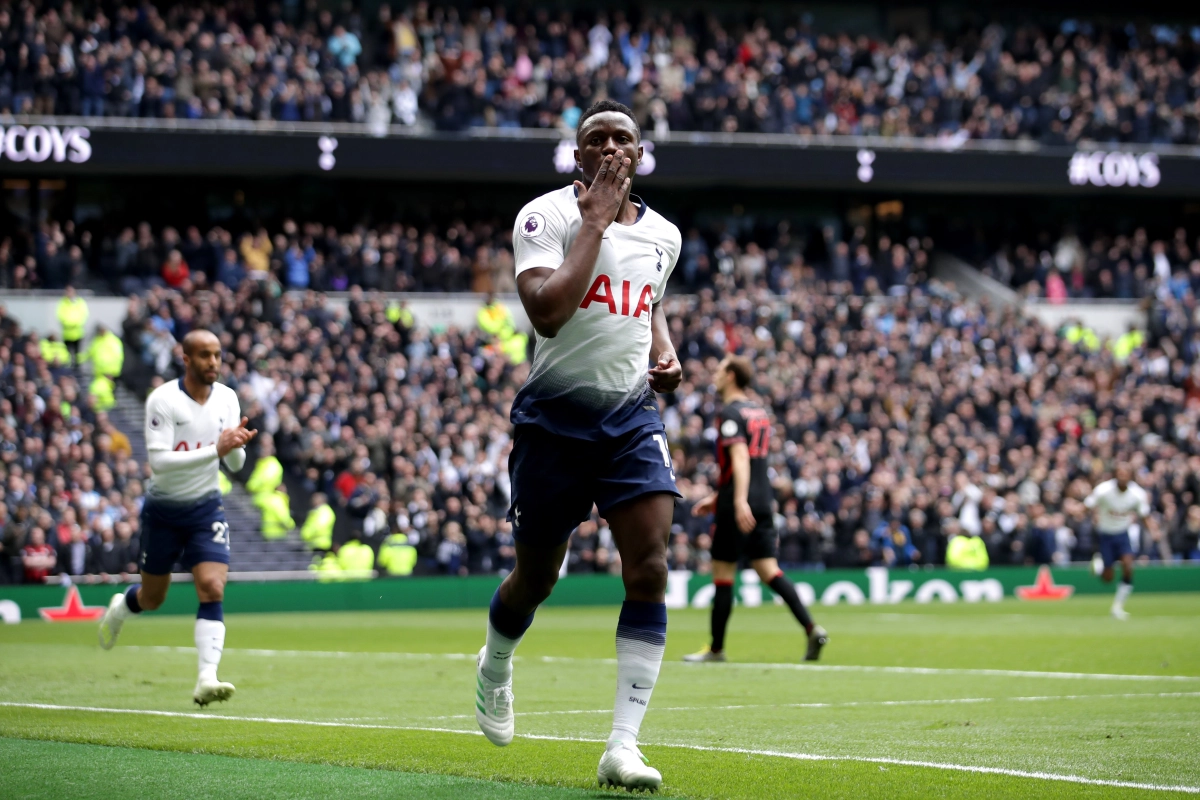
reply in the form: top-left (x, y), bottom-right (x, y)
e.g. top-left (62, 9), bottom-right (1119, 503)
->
top-left (686, 355), bottom-right (828, 663)
top-left (473, 100), bottom-right (682, 791)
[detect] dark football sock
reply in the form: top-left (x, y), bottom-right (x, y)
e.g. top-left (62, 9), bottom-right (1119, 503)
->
top-left (769, 573), bottom-right (814, 634)
top-left (711, 581), bottom-right (733, 652)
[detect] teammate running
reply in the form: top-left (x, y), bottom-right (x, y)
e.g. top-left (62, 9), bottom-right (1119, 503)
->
top-left (1084, 464), bottom-right (1150, 620)
top-left (474, 100), bottom-right (682, 792)
top-left (98, 330), bottom-right (256, 705)
top-left (685, 355), bottom-right (827, 663)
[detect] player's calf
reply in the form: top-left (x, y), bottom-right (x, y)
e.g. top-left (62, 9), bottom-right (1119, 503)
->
top-left (192, 600), bottom-right (234, 706)
top-left (475, 591), bottom-right (532, 746)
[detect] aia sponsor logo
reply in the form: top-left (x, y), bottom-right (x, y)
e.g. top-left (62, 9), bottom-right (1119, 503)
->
top-left (579, 274), bottom-right (653, 319)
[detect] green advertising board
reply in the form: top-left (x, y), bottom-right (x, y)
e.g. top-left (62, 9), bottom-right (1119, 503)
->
top-left (2, 564), bottom-right (1198, 622)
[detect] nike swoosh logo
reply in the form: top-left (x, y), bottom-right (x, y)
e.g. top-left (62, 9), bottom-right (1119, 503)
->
top-left (631, 683), bottom-right (654, 690)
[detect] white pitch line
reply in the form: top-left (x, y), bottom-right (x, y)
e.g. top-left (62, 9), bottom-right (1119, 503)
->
top-left (0, 701), bottom-right (1196, 795)
top-left (426, 691), bottom-right (1200, 720)
top-left (120, 646), bottom-right (1200, 683)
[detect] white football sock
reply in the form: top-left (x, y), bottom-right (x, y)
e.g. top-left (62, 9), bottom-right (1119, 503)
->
top-left (112, 593), bottom-right (134, 622)
top-left (195, 619), bottom-right (226, 682)
top-left (481, 620), bottom-right (522, 683)
top-left (610, 632), bottom-right (665, 746)
top-left (1113, 582), bottom-right (1133, 612)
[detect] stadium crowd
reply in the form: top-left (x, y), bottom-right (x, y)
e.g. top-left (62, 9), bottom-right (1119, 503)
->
top-left (6, 211), bottom-right (1200, 582)
top-left (101, 262), bottom-right (1200, 579)
top-left (4, 1), bottom-right (1200, 143)
top-left (1, 214), bottom-right (931, 298)
top-left (981, 225), bottom-right (1200, 301)
top-left (0, 306), bottom-right (146, 584)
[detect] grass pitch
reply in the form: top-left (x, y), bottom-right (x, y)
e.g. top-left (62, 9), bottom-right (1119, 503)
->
top-left (2, 594), bottom-right (1199, 798)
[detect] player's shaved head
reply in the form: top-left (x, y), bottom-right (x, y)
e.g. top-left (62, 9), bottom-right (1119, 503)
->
top-left (576, 99), bottom-right (640, 144)
top-left (182, 329), bottom-right (223, 388)
top-left (1115, 463), bottom-right (1132, 487)
top-left (182, 329), bottom-right (220, 357)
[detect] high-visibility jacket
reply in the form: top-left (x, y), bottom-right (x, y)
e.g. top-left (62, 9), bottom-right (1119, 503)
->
top-left (40, 339), bottom-right (70, 367)
top-left (89, 375), bottom-right (115, 412)
top-left (300, 503), bottom-right (336, 551)
top-left (1110, 329), bottom-right (1145, 362)
top-left (218, 471), bottom-right (232, 495)
top-left (337, 539), bottom-right (375, 579)
top-left (83, 331), bottom-right (124, 378)
top-left (57, 297), bottom-right (89, 343)
top-left (377, 533), bottom-right (418, 576)
top-left (386, 302), bottom-right (414, 328)
top-left (259, 491), bottom-right (295, 540)
top-left (477, 302), bottom-right (514, 338)
top-left (309, 552), bottom-right (343, 582)
top-left (246, 456), bottom-right (283, 499)
top-left (946, 535), bottom-right (989, 570)
top-left (1063, 324), bottom-right (1099, 353)
top-left (500, 330), bottom-right (529, 365)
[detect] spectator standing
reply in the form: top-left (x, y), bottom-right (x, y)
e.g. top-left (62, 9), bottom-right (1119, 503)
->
top-left (56, 285), bottom-right (88, 365)
top-left (81, 324), bottom-right (125, 380)
top-left (22, 527), bottom-right (57, 583)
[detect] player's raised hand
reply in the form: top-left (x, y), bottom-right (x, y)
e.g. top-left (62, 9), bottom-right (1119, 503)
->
top-left (575, 153), bottom-right (630, 229)
top-left (217, 417), bottom-right (257, 457)
top-left (648, 351), bottom-right (682, 393)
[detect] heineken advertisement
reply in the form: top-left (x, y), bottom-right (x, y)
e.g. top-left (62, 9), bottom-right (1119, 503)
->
top-left (4, 564), bottom-right (1198, 622)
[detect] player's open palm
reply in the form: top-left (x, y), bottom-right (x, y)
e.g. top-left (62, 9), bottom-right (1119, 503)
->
top-left (217, 417), bottom-right (257, 457)
top-left (575, 154), bottom-right (630, 228)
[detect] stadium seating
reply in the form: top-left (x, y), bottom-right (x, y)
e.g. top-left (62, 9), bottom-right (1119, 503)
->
top-left (5, 3), bottom-right (1200, 143)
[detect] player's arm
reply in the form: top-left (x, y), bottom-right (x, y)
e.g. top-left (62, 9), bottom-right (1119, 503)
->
top-left (691, 493), bottom-right (717, 517)
top-left (143, 393), bottom-right (216, 473)
top-left (1137, 488), bottom-right (1151, 523)
top-left (729, 441), bottom-right (755, 534)
top-left (1083, 484), bottom-right (1102, 526)
top-left (221, 399), bottom-right (255, 472)
top-left (517, 154), bottom-right (631, 338)
top-left (647, 303), bottom-right (681, 393)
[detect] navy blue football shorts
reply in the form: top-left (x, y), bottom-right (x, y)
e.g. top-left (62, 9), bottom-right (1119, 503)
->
top-left (1098, 530), bottom-right (1133, 568)
top-left (507, 423), bottom-right (680, 548)
top-left (140, 490), bottom-right (231, 574)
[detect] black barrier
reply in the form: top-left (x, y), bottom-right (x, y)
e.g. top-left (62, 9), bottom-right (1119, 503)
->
top-left (4, 123), bottom-right (1200, 195)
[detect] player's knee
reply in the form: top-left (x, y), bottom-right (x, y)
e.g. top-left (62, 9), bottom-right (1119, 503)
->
top-left (624, 552), bottom-right (669, 598)
top-left (509, 565), bottom-right (558, 607)
top-left (524, 569), bottom-right (559, 605)
top-left (195, 577), bottom-right (226, 602)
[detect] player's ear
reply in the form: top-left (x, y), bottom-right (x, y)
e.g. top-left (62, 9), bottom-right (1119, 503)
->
top-left (636, 144), bottom-right (643, 166)
top-left (574, 149), bottom-right (581, 171)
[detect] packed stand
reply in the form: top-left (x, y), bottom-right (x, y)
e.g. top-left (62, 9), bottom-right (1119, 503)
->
top-left (120, 263), bottom-right (1200, 578)
top-left (979, 225), bottom-right (1200, 301)
top-left (2, 216), bottom-right (931, 298)
top-left (6, 1), bottom-right (1200, 144)
top-left (0, 306), bottom-right (147, 584)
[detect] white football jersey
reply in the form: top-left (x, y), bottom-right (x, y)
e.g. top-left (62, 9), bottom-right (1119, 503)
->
top-left (1084, 479), bottom-right (1151, 534)
top-left (511, 185), bottom-right (680, 438)
top-left (145, 379), bottom-right (242, 501)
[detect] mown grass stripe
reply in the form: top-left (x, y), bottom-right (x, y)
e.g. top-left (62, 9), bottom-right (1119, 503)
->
top-left (2, 701), bottom-right (1196, 794)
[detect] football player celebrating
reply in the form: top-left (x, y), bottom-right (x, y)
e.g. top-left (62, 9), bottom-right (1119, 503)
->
top-left (98, 330), bottom-right (255, 705)
top-left (474, 100), bottom-right (682, 792)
